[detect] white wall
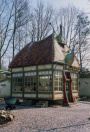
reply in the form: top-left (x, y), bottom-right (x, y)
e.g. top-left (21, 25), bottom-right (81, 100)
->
top-left (0, 79), bottom-right (11, 97)
top-left (79, 78), bottom-right (90, 97)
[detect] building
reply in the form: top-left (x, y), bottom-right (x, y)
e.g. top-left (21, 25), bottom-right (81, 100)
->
top-left (9, 31), bottom-right (80, 105)
top-left (79, 72), bottom-right (90, 98)
top-left (0, 78), bottom-right (11, 97)
top-left (0, 70), bottom-right (11, 97)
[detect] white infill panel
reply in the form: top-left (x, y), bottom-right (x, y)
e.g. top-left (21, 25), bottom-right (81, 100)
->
top-left (12, 93), bottom-right (22, 97)
top-left (53, 64), bottom-right (63, 70)
top-left (54, 39), bottom-right (65, 62)
top-left (55, 94), bottom-right (63, 98)
top-left (12, 68), bottom-right (23, 72)
top-left (72, 57), bottom-right (80, 68)
top-left (24, 94), bottom-right (36, 98)
top-left (38, 64), bottom-right (52, 70)
top-left (73, 93), bottom-right (78, 97)
top-left (24, 66), bottom-right (36, 71)
top-left (38, 94), bottom-right (52, 98)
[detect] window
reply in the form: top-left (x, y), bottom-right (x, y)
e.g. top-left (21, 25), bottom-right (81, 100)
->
top-left (71, 73), bottom-right (78, 91)
top-left (24, 72), bottom-right (36, 92)
top-left (65, 72), bottom-right (70, 79)
top-left (12, 73), bottom-right (23, 92)
top-left (38, 71), bottom-right (52, 91)
top-left (54, 71), bottom-right (63, 91)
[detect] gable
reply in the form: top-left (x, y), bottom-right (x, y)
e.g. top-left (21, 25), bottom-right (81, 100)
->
top-left (54, 38), bottom-right (65, 63)
top-left (53, 34), bottom-right (80, 69)
top-left (72, 56), bottom-right (80, 68)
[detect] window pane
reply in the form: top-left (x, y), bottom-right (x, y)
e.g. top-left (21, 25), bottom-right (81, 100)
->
top-left (31, 72), bottom-right (33, 76)
top-left (24, 72), bottom-right (36, 92)
top-left (54, 71), bottom-right (63, 91)
top-left (59, 87), bottom-right (62, 91)
top-left (28, 73), bottom-right (30, 76)
top-left (55, 81), bottom-right (58, 86)
top-left (71, 73), bottom-right (78, 91)
top-left (12, 73), bottom-right (23, 92)
top-left (34, 72), bottom-right (36, 75)
top-left (42, 71), bottom-right (44, 75)
top-left (38, 71), bottom-right (52, 91)
top-left (54, 87), bottom-right (58, 91)
top-left (49, 71), bottom-right (52, 74)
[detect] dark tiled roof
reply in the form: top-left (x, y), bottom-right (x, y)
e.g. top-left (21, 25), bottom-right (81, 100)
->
top-left (80, 72), bottom-right (90, 78)
top-left (9, 34), bottom-right (53, 68)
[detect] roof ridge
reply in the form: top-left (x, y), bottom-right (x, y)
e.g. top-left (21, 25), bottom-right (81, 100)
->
top-left (51, 33), bottom-right (55, 62)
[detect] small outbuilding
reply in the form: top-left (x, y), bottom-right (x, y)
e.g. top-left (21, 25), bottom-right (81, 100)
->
top-left (9, 31), bottom-right (80, 105)
top-left (79, 72), bottom-right (90, 98)
top-left (0, 78), bottom-right (11, 97)
top-left (0, 70), bottom-right (11, 97)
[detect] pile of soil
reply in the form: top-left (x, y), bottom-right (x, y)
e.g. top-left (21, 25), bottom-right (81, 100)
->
top-left (0, 116), bottom-right (11, 125)
top-left (0, 98), bottom-right (15, 126)
top-left (0, 110), bottom-right (14, 126)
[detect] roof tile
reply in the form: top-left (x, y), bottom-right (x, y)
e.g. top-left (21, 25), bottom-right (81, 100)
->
top-left (9, 34), bottom-right (53, 68)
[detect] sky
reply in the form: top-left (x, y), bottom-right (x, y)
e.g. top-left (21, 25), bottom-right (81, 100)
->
top-left (30, 0), bottom-right (90, 15)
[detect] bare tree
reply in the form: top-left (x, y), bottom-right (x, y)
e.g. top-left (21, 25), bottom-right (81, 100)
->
top-left (55, 6), bottom-right (80, 47)
top-left (29, 1), bottom-right (54, 41)
top-left (75, 13), bottom-right (90, 71)
top-left (54, 6), bottom-right (90, 70)
top-left (0, 0), bottom-right (14, 69)
top-left (12, 0), bottom-right (30, 57)
top-left (0, 0), bottom-right (30, 69)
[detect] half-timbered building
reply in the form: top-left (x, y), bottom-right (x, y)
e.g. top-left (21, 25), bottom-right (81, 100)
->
top-left (9, 31), bottom-right (80, 105)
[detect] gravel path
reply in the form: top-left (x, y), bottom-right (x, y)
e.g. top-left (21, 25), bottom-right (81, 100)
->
top-left (0, 101), bottom-right (90, 132)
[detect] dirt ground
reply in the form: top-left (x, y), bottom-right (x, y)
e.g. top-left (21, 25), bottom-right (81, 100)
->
top-left (0, 101), bottom-right (90, 132)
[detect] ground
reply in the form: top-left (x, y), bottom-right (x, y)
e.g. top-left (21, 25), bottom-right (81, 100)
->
top-left (0, 101), bottom-right (90, 132)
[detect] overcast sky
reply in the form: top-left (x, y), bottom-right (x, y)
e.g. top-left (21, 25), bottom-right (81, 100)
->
top-left (30, 0), bottom-right (90, 15)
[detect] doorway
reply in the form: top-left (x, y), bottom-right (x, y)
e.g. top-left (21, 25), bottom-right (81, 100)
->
top-left (63, 71), bottom-right (74, 104)
top-left (66, 81), bottom-right (70, 102)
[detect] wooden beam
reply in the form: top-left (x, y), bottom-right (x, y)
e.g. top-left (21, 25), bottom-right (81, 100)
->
top-left (36, 65), bottom-right (38, 98)
top-left (11, 68), bottom-right (12, 97)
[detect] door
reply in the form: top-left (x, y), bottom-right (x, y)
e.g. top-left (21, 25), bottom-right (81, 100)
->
top-left (66, 81), bottom-right (70, 101)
